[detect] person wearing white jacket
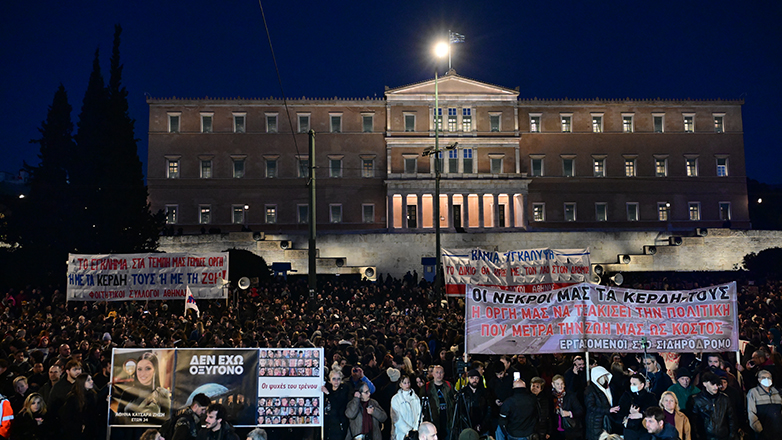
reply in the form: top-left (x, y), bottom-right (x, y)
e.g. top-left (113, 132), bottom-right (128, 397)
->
top-left (391, 375), bottom-right (422, 440)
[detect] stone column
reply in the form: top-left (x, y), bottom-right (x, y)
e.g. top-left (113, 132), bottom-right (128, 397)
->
top-left (493, 193), bottom-right (499, 228)
top-left (462, 194), bottom-right (470, 229)
top-left (478, 193), bottom-right (485, 229)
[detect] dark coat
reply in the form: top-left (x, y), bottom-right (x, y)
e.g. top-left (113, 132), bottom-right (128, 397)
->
top-left (325, 382), bottom-right (352, 440)
top-left (688, 390), bottom-right (737, 440)
top-left (550, 391), bottom-right (585, 440)
top-left (499, 387), bottom-right (538, 438)
top-left (585, 383), bottom-right (615, 440)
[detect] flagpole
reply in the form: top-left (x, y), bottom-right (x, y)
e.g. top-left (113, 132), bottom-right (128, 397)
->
top-left (448, 30), bottom-right (452, 70)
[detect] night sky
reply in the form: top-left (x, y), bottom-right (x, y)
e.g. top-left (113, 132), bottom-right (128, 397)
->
top-left (3, 1), bottom-right (780, 182)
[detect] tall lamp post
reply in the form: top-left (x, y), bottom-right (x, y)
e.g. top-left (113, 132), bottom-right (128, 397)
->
top-left (433, 42), bottom-right (448, 295)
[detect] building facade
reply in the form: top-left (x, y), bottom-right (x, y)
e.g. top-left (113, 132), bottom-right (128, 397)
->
top-left (147, 71), bottom-right (749, 235)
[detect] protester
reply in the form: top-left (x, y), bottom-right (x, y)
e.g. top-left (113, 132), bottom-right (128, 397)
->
top-left (747, 369), bottom-right (782, 440)
top-left (585, 366), bottom-right (619, 440)
top-left (497, 376), bottom-right (538, 440)
top-left (644, 406), bottom-right (681, 440)
top-left (420, 365), bottom-right (455, 439)
top-left (391, 374), bottom-right (422, 440)
top-left (659, 391), bottom-right (691, 440)
top-left (58, 373), bottom-right (97, 440)
top-left (140, 429), bottom-right (165, 440)
top-left (345, 382), bottom-right (387, 440)
top-left (171, 393), bottom-right (211, 440)
top-left (688, 372), bottom-right (737, 440)
top-left (322, 369), bottom-right (351, 440)
top-left (197, 403), bottom-right (239, 440)
top-left (550, 374), bottom-right (584, 440)
top-left (11, 393), bottom-right (50, 440)
top-left (667, 368), bottom-right (699, 411)
top-left (617, 372), bottom-right (658, 440)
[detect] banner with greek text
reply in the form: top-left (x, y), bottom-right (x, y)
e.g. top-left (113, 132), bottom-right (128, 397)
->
top-left (109, 349), bottom-right (176, 426)
top-left (67, 252), bottom-right (229, 301)
top-left (256, 348), bottom-right (324, 428)
top-left (443, 248), bottom-right (591, 296)
top-left (465, 282), bottom-right (738, 354)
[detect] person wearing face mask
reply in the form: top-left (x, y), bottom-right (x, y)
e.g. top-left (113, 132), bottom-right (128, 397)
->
top-left (585, 366), bottom-right (620, 440)
top-left (747, 369), bottom-right (782, 440)
top-left (617, 373), bottom-right (658, 440)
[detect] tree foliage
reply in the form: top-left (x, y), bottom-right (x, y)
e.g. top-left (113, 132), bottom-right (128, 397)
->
top-left (742, 247), bottom-right (782, 277)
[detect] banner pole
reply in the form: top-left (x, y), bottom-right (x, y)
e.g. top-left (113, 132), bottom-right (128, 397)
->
top-left (585, 351), bottom-right (591, 382)
top-left (736, 349), bottom-right (743, 390)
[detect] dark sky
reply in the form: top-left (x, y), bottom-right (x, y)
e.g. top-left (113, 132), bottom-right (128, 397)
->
top-left (3, 1), bottom-right (781, 182)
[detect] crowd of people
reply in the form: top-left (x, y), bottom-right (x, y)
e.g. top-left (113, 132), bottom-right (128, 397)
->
top-left (0, 270), bottom-right (778, 440)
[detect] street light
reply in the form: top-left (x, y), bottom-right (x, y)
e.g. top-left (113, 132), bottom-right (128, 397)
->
top-left (433, 41), bottom-right (448, 296)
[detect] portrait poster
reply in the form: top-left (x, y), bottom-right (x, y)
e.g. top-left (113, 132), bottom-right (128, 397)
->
top-left (109, 348), bottom-right (176, 426)
top-left (256, 348), bottom-right (324, 427)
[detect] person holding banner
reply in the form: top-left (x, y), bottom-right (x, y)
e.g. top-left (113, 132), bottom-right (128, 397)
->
top-left (115, 352), bottom-right (171, 424)
top-left (345, 383), bottom-right (387, 440)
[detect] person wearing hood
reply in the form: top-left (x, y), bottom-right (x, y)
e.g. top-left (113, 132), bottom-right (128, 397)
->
top-left (616, 373), bottom-right (658, 440)
top-left (585, 366), bottom-right (620, 440)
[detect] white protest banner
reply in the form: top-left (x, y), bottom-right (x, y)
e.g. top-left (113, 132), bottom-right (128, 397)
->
top-left (443, 248), bottom-right (590, 296)
top-left (465, 282), bottom-right (738, 354)
top-left (67, 252), bottom-right (228, 301)
top-left (257, 348), bottom-right (324, 428)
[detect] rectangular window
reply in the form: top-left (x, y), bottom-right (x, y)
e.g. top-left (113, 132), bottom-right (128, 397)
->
top-left (462, 149), bottom-right (473, 173)
top-left (686, 158), bottom-right (698, 177)
top-left (593, 158), bottom-right (605, 177)
top-left (533, 203), bottom-right (545, 222)
top-left (714, 115), bottom-right (725, 133)
top-left (200, 160), bottom-right (212, 178)
top-left (626, 203), bottom-right (639, 221)
top-left (563, 158), bottom-right (575, 177)
top-left (592, 115), bottom-right (603, 133)
top-left (329, 159), bottom-right (342, 178)
top-left (201, 114), bottom-right (213, 133)
top-left (297, 205), bottom-right (308, 224)
top-left (298, 114), bottom-right (310, 133)
top-left (168, 114), bottom-right (180, 133)
top-left (491, 158), bottom-right (503, 174)
top-left (362, 115), bottom-right (373, 133)
top-left (716, 157), bottom-right (729, 176)
top-left (362, 204), bottom-right (374, 223)
top-left (622, 115), bottom-right (634, 133)
top-left (404, 114), bottom-right (415, 132)
top-left (561, 115), bottom-right (572, 133)
top-left (689, 202), bottom-right (701, 220)
top-left (330, 115), bottom-right (342, 133)
top-left (199, 205), bottom-right (211, 224)
top-left (404, 157), bottom-right (417, 174)
top-left (434, 108), bottom-right (443, 131)
top-left (167, 159), bottom-right (179, 179)
top-left (719, 202), bottom-right (731, 221)
top-left (564, 203), bottom-right (576, 222)
top-left (298, 159), bottom-right (310, 178)
top-left (233, 159), bottom-right (245, 178)
top-left (233, 206), bottom-right (245, 224)
top-left (165, 205), bottom-right (178, 224)
top-left (655, 158), bottom-right (668, 177)
top-left (330, 204), bottom-right (342, 223)
top-left (362, 159), bottom-right (374, 178)
top-left (490, 114), bottom-right (501, 132)
top-left (625, 159), bottom-right (636, 177)
top-left (530, 114), bottom-right (541, 133)
top-left (595, 203), bottom-right (607, 222)
top-left (265, 205), bottom-right (277, 224)
top-left (684, 115), bottom-right (695, 133)
top-left (658, 202), bottom-right (670, 221)
top-left (447, 108), bottom-right (457, 132)
top-left (531, 158), bottom-right (543, 177)
top-left (233, 114), bottom-right (246, 133)
top-left (266, 159), bottom-right (277, 178)
top-left (448, 150), bottom-right (458, 173)
top-left (462, 108), bottom-right (472, 132)
top-left (266, 115), bottom-right (278, 133)
top-left (653, 114), bottom-right (664, 133)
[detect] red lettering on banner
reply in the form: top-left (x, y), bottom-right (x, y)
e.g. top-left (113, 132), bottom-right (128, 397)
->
top-left (472, 306), bottom-right (481, 318)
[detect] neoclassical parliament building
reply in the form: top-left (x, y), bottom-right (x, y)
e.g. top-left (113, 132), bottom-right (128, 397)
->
top-left (147, 71), bottom-right (748, 235)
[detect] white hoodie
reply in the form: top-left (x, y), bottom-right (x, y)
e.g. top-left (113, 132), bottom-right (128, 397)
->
top-left (590, 365), bottom-right (613, 405)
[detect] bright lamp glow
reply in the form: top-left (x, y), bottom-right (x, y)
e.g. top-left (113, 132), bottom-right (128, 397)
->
top-left (434, 42), bottom-right (449, 58)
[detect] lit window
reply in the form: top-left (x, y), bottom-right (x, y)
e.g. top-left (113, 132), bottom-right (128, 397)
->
top-left (167, 160), bottom-right (179, 179)
top-left (593, 158), bottom-right (605, 177)
top-left (561, 115), bottom-right (572, 133)
top-left (530, 114), bottom-right (541, 133)
top-left (266, 114), bottom-right (278, 133)
top-left (447, 108), bottom-right (457, 132)
top-left (655, 158), bottom-right (668, 177)
top-left (658, 202), bottom-right (670, 221)
top-left (448, 150), bottom-right (458, 173)
top-left (719, 202), bottom-right (731, 221)
top-left (404, 157), bottom-right (417, 174)
top-left (653, 114), bottom-right (664, 133)
top-left (330, 115), bottom-right (342, 133)
top-left (686, 158), bottom-right (698, 177)
top-left (362, 115), bottom-right (373, 133)
top-left (625, 159), bottom-right (636, 177)
top-left (297, 205), bottom-right (308, 224)
top-left (622, 115), bottom-right (634, 133)
top-left (165, 205), bottom-right (178, 224)
top-left (462, 108), bottom-right (472, 132)
top-left (533, 203), bottom-right (545, 222)
top-left (716, 157), bottom-right (729, 176)
top-left (564, 203), bottom-right (576, 222)
top-left (531, 158), bottom-right (543, 177)
top-left (490, 114), bottom-right (501, 132)
top-left (233, 159), bottom-right (245, 178)
top-left (689, 202), bottom-right (701, 220)
top-left (562, 158), bottom-right (575, 177)
top-left (233, 206), bottom-right (245, 224)
top-left (298, 114), bottom-right (310, 133)
top-left (168, 114), bottom-right (180, 133)
top-left (592, 115), bottom-right (603, 133)
top-left (266, 159), bottom-right (277, 178)
top-left (363, 204), bottom-right (374, 223)
top-left (404, 114), bottom-right (415, 132)
top-left (200, 160), bottom-right (212, 179)
top-left (684, 114), bottom-right (695, 133)
top-left (330, 204), bottom-right (342, 223)
top-left (595, 203), bottom-right (607, 222)
top-left (265, 205), bottom-right (277, 224)
top-left (434, 108), bottom-right (443, 131)
top-left (298, 158), bottom-right (310, 178)
top-left (362, 159), bottom-right (374, 178)
top-left (199, 205), bottom-right (211, 224)
top-left (462, 149), bottom-right (473, 173)
top-left (329, 159), bottom-right (342, 178)
top-left (201, 113), bottom-right (213, 133)
top-left (714, 114), bottom-right (725, 133)
top-left (491, 158), bottom-right (503, 174)
top-left (233, 114), bottom-right (246, 133)
top-left (627, 203), bottom-right (639, 221)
